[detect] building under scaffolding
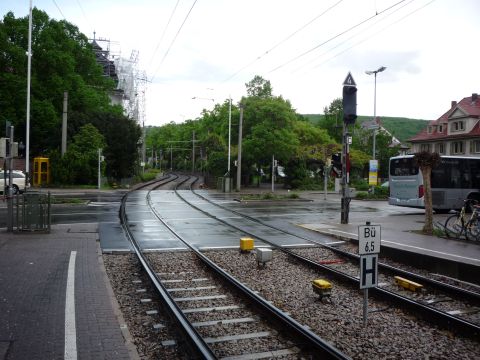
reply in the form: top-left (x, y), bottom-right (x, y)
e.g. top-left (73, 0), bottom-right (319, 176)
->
top-left (90, 36), bottom-right (146, 125)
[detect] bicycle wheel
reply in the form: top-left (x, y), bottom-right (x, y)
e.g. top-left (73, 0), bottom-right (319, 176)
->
top-left (444, 214), bottom-right (464, 239)
top-left (466, 218), bottom-right (480, 242)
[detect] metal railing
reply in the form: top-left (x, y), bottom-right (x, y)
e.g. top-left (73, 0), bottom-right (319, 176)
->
top-left (15, 191), bottom-right (51, 232)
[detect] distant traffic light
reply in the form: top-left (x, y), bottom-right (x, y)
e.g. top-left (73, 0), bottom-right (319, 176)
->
top-left (343, 85), bottom-right (357, 124)
top-left (331, 153), bottom-right (342, 177)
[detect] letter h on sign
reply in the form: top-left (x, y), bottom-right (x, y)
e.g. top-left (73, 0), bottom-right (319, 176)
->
top-left (360, 254), bottom-right (378, 289)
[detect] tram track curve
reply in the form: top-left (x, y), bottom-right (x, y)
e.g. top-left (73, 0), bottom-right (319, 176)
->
top-left (120, 174), bottom-right (350, 359)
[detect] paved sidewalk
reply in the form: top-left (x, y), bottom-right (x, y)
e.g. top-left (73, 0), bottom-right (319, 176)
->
top-left (0, 223), bottom-right (137, 359)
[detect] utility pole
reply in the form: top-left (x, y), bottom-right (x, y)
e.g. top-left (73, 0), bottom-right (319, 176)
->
top-left (61, 91), bottom-right (68, 156)
top-left (323, 148), bottom-right (329, 200)
top-left (6, 125), bottom-right (14, 232)
top-left (25, 0), bottom-right (32, 188)
top-left (271, 155), bottom-right (275, 192)
top-left (192, 131), bottom-right (195, 174)
top-left (97, 149), bottom-right (103, 190)
top-left (227, 97), bottom-right (232, 175)
top-left (236, 104), bottom-right (244, 192)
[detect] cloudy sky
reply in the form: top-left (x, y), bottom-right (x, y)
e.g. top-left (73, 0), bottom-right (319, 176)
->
top-left (3, 0), bottom-right (479, 126)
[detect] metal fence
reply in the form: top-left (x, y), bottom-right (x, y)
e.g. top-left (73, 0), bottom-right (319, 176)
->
top-left (15, 191), bottom-right (51, 232)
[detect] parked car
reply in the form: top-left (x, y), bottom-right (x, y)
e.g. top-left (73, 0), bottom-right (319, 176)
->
top-left (0, 170), bottom-right (30, 194)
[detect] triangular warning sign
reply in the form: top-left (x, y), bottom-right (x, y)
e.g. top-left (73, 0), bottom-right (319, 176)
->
top-left (343, 72), bottom-right (356, 87)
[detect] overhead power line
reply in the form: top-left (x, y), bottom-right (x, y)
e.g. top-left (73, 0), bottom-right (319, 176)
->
top-left (309, 0), bottom-right (436, 71)
top-left (52, 0), bottom-right (66, 19)
top-left (292, 0), bottom-right (416, 74)
top-left (150, 0), bottom-right (198, 82)
top-left (268, 0), bottom-right (407, 74)
top-left (147, 0), bottom-right (180, 71)
top-left (75, 0), bottom-right (93, 31)
top-left (220, 0), bottom-right (344, 83)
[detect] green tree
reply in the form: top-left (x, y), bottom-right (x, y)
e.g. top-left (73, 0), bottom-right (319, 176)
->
top-left (245, 75), bottom-right (273, 98)
top-left (50, 124), bottom-right (105, 184)
top-left (90, 111), bottom-right (141, 180)
top-left (320, 98), bottom-right (343, 143)
top-left (0, 10), bottom-right (111, 148)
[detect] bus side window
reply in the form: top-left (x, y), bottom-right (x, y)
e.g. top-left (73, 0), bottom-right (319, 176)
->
top-left (451, 167), bottom-right (461, 188)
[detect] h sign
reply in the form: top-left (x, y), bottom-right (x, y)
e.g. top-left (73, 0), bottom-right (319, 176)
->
top-left (360, 254), bottom-right (378, 289)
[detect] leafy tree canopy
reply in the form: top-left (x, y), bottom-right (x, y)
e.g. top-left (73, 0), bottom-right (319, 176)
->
top-left (1, 9), bottom-right (141, 181)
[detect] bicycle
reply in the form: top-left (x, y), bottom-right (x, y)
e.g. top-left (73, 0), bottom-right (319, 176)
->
top-left (444, 199), bottom-right (480, 241)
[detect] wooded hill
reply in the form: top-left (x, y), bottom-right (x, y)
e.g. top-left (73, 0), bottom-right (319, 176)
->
top-left (302, 114), bottom-right (429, 144)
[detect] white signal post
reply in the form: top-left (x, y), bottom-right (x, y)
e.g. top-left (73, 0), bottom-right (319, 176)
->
top-left (358, 221), bottom-right (381, 326)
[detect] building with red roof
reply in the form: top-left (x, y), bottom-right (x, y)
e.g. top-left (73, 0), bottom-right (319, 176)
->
top-left (409, 93), bottom-right (480, 156)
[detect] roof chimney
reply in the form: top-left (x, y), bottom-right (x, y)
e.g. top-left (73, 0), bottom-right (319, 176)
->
top-left (451, 100), bottom-right (457, 108)
top-left (472, 93), bottom-right (478, 102)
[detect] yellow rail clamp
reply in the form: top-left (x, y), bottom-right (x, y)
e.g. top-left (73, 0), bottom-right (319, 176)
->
top-left (240, 237), bottom-right (254, 252)
top-left (312, 279), bottom-right (332, 298)
top-left (394, 276), bottom-right (423, 292)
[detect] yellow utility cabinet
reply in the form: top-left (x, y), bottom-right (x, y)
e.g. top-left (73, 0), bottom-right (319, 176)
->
top-left (240, 237), bottom-right (254, 251)
top-left (33, 157), bottom-right (50, 186)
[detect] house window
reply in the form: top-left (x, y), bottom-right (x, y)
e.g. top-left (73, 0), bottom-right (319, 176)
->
top-left (451, 141), bottom-right (464, 154)
top-left (427, 126), bottom-right (433, 134)
top-left (471, 140), bottom-right (480, 154)
top-left (438, 125), bottom-right (443, 133)
top-left (420, 144), bottom-right (431, 152)
top-left (437, 143), bottom-right (445, 154)
top-left (451, 121), bottom-right (464, 132)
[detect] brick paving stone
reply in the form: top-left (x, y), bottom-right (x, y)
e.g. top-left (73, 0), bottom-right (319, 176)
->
top-left (0, 223), bottom-right (135, 359)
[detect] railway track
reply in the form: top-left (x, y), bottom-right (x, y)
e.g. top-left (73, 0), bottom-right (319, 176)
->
top-left (119, 174), bottom-right (349, 359)
top-left (162, 175), bottom-right (480, 339)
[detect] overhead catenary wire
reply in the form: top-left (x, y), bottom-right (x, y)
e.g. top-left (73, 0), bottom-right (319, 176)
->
top-left (150, 0), bottom-right (198, 82)
top-left (75, 0), bottom-right (93, 31)
top-left (147, 0), bottom-right (180, 72)
top-left (220, 0), bottom-right (345, 83)
top-left (308, 0), bottom-right (436, 72)
top-left (268, 0), bottom-right (408, 74)
top-left (52, 0), bottom-right (66, 19)
top-left (291, 0), bottom-right (417, 74)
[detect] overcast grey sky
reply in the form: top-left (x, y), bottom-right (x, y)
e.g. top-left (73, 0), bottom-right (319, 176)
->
top-left (3, 0), bottom-right (480, 126)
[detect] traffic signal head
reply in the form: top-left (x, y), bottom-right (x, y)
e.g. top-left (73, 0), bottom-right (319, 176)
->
top-left (343, 86), bottom-right (357, 124)
top-left (331, 153), bottom-right (342, 178)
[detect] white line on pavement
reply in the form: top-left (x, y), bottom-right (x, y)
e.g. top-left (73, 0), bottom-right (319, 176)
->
top-left (327, 229), bottom-right (480, 264)
top-left (65, 251), bottom-right (77, 360)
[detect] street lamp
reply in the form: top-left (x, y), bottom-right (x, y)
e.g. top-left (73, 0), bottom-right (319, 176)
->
top-left (192, 96), bottom-right (214, 102)
top-left (366, 66), bottom-right (386, 192)
top-left (365, 66), bottom-right (386, 161)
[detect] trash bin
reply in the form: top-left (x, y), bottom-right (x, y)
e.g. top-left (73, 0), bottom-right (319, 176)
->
top-left (17, 191), bottom-right (51, 232)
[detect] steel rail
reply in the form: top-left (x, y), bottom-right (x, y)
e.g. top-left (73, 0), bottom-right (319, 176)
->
top-left (120, 175), bottom-right (216, 360)
top-left (172, 183), bottom-right (480, 339)
top-left (147, 175), bottom-right (351, 359)
top-left (191, 189), bottom-right (480, 303)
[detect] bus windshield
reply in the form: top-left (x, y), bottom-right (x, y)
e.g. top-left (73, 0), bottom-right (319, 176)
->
top-left (389, 157), bottom-right (418, 176)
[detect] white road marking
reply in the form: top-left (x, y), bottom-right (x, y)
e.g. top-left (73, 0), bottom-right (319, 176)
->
top-left (327, 229), bottom-right (480, 264)
top-left (65, 251), bottom-right (77, 360)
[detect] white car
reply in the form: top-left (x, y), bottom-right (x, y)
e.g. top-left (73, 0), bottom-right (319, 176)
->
top-left (0, 170), bottom-right (30, 194)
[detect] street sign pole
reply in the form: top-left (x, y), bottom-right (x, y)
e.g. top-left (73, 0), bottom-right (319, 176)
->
top-left (363, 288), bottom-right (368, 326)
top-left (358, 221), bottom-right (381, 325)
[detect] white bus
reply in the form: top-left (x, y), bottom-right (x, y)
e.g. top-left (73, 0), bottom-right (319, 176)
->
top-left (388, 155), bottom-right (480, 213)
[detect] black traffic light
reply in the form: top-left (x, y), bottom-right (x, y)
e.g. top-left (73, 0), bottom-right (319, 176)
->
top-left (343, 85), bottom-right (357, 124)
top-left (331, 153), bottom-right (342, 178)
